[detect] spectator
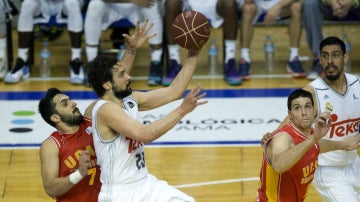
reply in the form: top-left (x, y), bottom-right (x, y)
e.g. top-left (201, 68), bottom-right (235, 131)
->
top-left (4, 0), bottom-right (85, 84)
top-left (303, 0), bottom-right (360, 80)
top-left (163, 0), bottom-right (242, 86)
top-left (240, 0), bottom-right (305, 79)
top-left (0, 3), bottom-right (7, 79)
top-left (84, 0), bottom-right (164, 86)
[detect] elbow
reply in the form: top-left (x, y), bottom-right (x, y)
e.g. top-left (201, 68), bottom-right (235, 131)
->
top-left (44, 187), bottom-right (58, 198)
top-left (167, 87), bottom-right (183, 100)
top-left (270, 161), bottom-right (287, 174)
top-left (136, 131), bottom-right (155, 144)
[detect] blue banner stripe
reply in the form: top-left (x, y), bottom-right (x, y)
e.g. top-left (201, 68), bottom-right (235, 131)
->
top-left (0, 88), bottom-right (296, 100)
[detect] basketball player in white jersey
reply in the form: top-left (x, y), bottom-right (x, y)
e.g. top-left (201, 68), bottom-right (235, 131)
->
top-left (268, 36), bottom-right (360, 201)
top-left (85, 19), bottom-right (207, 201)
top-left (239, 0), bottom-right (305, 79)
top-left (4, 0), bottom-right (85, 84)
top-left (84, 0), bottom-right (164, 86)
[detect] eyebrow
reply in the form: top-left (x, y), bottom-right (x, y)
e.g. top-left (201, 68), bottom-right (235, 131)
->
top-left (58, 95), bottom-right (69, 105)
top-left (320, 50), bottom-right (342, 54)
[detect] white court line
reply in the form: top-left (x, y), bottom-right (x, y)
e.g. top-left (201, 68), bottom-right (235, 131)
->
top-left (174, 177), bottom-right (259, 188)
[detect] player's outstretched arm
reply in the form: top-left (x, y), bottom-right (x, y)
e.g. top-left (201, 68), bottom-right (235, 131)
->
top-left (101, 84), bottom-right (207, 144)
top-left (121, 19), bottom-right (157, 74)
top-left (134, 49), bottom-right (202, 111)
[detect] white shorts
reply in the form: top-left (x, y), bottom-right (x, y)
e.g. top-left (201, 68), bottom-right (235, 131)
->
top-left (97, 2), bottom-right (140, 30)
top-left (34, 0), bottom-right (83, 24)
top-left (183, 0), bottom-right (223, 28)
top-left (98, 174), bottom-right (195, 202)
top-left (253, 0), bottom-right (284, 23)
top-left (312, 157), bottom-right (360, 201)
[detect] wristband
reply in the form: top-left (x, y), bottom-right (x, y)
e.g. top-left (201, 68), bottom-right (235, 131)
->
top-left (69, 170), bottom-right (84, 184)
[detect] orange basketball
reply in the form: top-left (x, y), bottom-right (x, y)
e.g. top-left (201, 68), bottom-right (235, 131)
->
top-left (171, 11), bottom-right (211, 50)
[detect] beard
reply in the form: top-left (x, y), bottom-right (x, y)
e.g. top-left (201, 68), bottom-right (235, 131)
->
top-left (324, 65), bottom-right (341, 81)
top-left (112, 82), bottom-right (132, 99)
top-left (60, 108), bottom-right (84, 126)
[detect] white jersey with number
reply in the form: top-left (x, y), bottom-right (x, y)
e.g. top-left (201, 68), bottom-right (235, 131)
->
top-left (310, 73), bottom-right (360, 167)
top-left (92, 98), bottom-right (195, 202)
top-left (92, 97), bottom-right (148, 186)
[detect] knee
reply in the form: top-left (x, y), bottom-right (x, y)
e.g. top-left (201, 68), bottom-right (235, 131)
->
top-left (64, 0), bottom-right (81, 10)
top-left (220, 0), bottom-right (237, 8)
top-left (87, 0), bottom-right (105, 17)
top-left (242, 3), bottom-right (257, 17)
top-left (19, 0), bottom-right (38, 17)
top-left (290, 2), bottom-right (302, 19)
top-left (302, 0), bottom-right (320, 7)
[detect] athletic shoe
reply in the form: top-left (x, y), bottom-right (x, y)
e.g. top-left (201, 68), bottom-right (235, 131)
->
top-left (4, 58), bottom-right (30, 84)
top-left (307, 59), bottom-right (323, 80)
top-left (0, 58), bottom-right (8, 79)
top-left (224, 59), bottom-right (242, 86)
top-left (148, 61), bottom-right (163, 86)
top-left (239, 58), bottom-right (251, 80)
top-left (286, 56), bottom-right (306, 78)
top-left (70, 58), bottom-right (85, 85)
top-left (162, 59), bottom-right (181, 86)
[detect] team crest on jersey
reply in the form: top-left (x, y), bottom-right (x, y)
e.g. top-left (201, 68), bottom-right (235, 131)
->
top-left (127, 101), bottom-right (134, 109)
top-left (353, 94), bottom-right (359, 100)
top-left (86, 127), bottom-right (92, 135)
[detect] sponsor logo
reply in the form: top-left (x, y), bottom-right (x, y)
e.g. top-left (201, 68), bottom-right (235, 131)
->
top-left (329, 118), bottom-right (360, 138)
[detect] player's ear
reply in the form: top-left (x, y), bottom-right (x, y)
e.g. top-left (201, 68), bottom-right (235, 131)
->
top-left (102, 81), bottom-right (112, 90)
top-left (50, 114), bottom-right (60, 123)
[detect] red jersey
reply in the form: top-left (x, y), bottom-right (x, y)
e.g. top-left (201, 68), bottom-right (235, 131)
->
top-left (257, 124), bottom-right (319, 202)
top-left (50, 117), bottom-right (101, 202)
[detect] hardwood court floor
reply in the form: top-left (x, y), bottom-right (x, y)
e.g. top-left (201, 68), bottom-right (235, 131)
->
top-left (0, 25), bottom-right (359, 202)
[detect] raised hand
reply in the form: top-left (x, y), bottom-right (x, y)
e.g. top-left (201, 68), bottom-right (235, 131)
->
top-left (122, 19), bottom-right (157, 50)
top-left (180, 84), bottom-right (208, 114)
top-left (313, 112), bottom-right (331, 142)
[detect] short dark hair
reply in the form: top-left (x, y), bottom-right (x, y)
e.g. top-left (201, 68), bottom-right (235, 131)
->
top-left (86, 55), bottom-right (118, 97)
top-left (287, 89), bottom-right (314, 111)
top-left (38, 88), bottom-right (63, 127)
top-left (320, 36), bottom-right (346, 55)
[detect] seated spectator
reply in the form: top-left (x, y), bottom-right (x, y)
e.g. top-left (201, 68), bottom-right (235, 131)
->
top-left (303, 0), bottom-right (360, 80)
top-left (84, 0), bottom-right (164, 86)
top-left (164, 0), bottom-right (242, 86)
top-left (240, 0), bottom-right (305, 79)
top-left (0, 4), bottom-right (7, 79)
top-left (4, 0), bottom-right (85, 84)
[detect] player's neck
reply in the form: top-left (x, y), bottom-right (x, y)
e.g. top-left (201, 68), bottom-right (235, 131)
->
top-left (324, 74), bottom-right (347, 95)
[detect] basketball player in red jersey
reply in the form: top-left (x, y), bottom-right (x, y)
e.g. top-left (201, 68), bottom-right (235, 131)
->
top-left (256, 89), bottom-right (360, 202)
top-left (37, 20), bottom-right (155, 202)
top-left (38, 87), bottom-right (101, 202)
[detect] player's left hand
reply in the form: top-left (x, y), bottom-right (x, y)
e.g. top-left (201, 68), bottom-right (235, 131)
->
top-left (123, 19), bottom-right (157, 51)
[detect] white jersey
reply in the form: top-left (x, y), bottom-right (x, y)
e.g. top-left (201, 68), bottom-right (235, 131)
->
top-left (310, 73), bottom-right (360, 167)
top-left (92, 98), bottom-right (195, 202)
top-left (92, 97), bottom-right (148, 186)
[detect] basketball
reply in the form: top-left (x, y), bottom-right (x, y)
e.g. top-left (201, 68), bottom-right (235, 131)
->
top-left (172, 11), bottom-right (211, 50)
